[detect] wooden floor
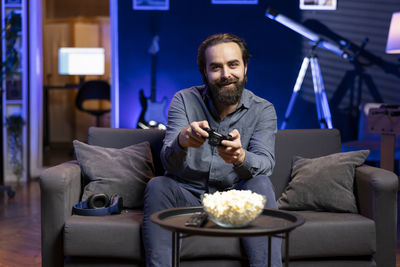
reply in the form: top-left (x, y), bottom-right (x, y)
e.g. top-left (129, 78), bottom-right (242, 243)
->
top-left (0, 179), bottom-right (400, 266)
top-left (0, 180), bottom-right (41, 267)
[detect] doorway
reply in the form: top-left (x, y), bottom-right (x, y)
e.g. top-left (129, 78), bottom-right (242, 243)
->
top-left (42, 0), bottom-right (111, 167)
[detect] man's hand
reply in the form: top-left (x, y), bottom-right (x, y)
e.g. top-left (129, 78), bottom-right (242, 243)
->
top-left (218, 129), bottom-right (245, 166)
top-left (178, 120), bottom-right (210, 148)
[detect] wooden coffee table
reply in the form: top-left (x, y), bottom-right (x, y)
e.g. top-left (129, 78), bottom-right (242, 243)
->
top-left (151, 207), bottom-right (305, 267)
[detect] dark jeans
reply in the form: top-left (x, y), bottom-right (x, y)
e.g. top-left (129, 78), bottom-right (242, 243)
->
top-left (142, 175), bottom-right (282, 267)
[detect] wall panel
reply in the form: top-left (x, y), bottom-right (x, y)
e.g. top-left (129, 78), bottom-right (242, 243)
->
top-left (117, 0), bottom-right (301, 129)
top-left (116, 0), bottom-right (400, 141)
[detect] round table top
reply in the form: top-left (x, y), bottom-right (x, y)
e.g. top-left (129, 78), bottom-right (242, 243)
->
top-left (150, 207), bottom-right (305, 237)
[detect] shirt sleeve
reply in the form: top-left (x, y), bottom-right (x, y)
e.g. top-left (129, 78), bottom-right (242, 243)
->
top-left (160, 92), bottom-right (189, 173)
top-left (234, 103), bottom-right (277, 179)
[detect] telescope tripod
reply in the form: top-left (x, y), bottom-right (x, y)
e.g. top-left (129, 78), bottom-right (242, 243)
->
top-left (281, 51), bottom-right (333, 129)
top-left (330, 62), bottom-right (383, 117)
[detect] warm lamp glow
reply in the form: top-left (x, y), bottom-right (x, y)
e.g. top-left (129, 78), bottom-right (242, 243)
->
top-left (386, 11), bottom-right (400, 54)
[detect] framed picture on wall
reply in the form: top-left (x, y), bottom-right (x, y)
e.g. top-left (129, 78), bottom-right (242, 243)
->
top-left (133, 0), bottom-right (169, 11)
top-left (300, 0), bottom-right (337, 10)
top-left (212, 0), bottom-right (258, 4)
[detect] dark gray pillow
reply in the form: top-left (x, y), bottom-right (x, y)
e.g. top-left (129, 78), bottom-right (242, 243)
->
top-left (277, 150), bottom-right (370, 213)
top-left (73, 140), bottom-right (155, 209)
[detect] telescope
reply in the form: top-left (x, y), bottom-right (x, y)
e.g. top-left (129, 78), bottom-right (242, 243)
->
top-left (265, 8), bottom-right (352, 61)
top-left (265, 8), bottom-right (335, 129)
top-left (303, 19), bottom-right (400, 78)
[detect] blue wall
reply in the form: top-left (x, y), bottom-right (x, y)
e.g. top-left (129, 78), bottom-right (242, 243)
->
top-left (117, 0), bottom-right (302, 128)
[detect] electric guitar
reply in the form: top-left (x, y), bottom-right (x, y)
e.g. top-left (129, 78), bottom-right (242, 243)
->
top-left (137, 35), bottom-right (168, 129)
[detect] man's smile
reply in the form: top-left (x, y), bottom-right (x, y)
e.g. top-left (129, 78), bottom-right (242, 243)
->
top-left (220, 82), bottom-right (235, 88)
top-left (218, 78), bottom-right (238, 88)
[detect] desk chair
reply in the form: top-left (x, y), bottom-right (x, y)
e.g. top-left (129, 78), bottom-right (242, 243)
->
top-left (75, 80), bottom-right (111, 127)
top-left (342, 103), bottom-right (400, 174)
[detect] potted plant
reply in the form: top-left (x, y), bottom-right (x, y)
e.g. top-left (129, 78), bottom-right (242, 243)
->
top-left (5, 114), bottom-right (24, 181)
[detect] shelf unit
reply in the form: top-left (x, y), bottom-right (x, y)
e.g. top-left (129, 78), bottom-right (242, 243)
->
top-left (1, 0), bottom-right (28, 183)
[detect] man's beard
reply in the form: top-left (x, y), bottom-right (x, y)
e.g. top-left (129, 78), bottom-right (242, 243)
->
top-left (207, 75), bottom-right (247, 106)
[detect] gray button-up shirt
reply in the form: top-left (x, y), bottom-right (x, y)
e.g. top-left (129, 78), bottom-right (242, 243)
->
top-left (161, 85), bottom-right (277, 196)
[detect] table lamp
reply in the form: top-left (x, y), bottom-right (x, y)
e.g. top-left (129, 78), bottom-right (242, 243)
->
top-left (386, 11), bottom-right (400, 54)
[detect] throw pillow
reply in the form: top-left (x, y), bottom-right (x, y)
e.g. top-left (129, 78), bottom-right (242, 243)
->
top-left (73, 140), bottom-right (155, 209)
top-left (277, 150), bottom-right (370, 213)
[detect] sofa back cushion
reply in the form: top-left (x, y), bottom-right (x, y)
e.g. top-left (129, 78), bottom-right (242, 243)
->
top-left (88, 127), bottom-right (166, 176)
top-left (270, 129), bottom-right (341, 199)
top-left (87, 127), bottom-right (342, 199)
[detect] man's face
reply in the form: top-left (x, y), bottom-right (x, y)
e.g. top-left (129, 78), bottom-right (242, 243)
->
top-left (204, 42), bottom-right (247, 106)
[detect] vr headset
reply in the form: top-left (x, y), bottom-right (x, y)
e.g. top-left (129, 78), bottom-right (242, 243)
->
top-left (73, 193), bottom-right (123, 216)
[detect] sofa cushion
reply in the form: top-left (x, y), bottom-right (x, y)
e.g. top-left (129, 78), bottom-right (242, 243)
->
top-left (183, 211), bottom-right (375, 260)
top-left (64, 211), bottom-right (375, 262)
top-left (278, 150), bottom-right (369, 213)
top-left (88, 127), bottom-right (166, 176)
top-left (64, 211), bottom-right (144, 260)
top-left (73, 140), bottom-right (155, 208)
top-left (64, 212), bottom-right (244, 261)
top-left (286, 211), bottom-right (376, 259)
top-left (270, 129), bottom-right (342, 199)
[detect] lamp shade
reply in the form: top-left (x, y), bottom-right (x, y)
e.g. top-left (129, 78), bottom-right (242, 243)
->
top-left (386, 11), bottom-right (400, 54)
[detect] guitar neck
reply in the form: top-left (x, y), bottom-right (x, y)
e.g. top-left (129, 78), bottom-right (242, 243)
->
top-left (150, 54), bottom-right (157, 102)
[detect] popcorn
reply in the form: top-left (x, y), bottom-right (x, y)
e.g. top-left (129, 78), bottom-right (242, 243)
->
top-left (202, 189), bottom-right (266, 227)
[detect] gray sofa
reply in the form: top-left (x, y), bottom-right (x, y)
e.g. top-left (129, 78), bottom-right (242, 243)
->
top-left (40, 127), bottom-right (398, 267)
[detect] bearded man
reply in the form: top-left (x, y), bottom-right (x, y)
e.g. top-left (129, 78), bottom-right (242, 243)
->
top-left (142, 33), bottom-right (281, 267)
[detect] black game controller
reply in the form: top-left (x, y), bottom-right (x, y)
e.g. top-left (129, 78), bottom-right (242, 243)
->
top-left (203, 128), bottom-right (233, 146)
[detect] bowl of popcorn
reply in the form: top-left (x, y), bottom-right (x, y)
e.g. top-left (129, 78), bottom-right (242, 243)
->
top-left (202, 189), bottom-right (266, 228)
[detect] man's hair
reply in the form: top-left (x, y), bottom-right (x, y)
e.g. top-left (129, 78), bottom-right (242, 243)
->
top-left (197, 33), bottom-right (250, 83)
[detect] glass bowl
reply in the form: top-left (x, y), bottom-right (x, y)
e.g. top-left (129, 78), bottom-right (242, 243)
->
top-left (202, 190), bottom-right (266, 228)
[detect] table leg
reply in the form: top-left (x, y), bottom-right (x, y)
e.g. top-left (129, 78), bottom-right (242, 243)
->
top-left (44, 86), bottom-right (49, 148)
top-left (172, 232), bottom-right (180, 267)
top-left (268, 236), bottom-right (271, 267)
top-left (284, 232), bottom-right (289, 267)
top-left (380, 133), bottom-right (396, 172)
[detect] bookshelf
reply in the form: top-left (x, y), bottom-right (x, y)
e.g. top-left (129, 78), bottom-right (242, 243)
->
top-left (1, 0), bottom-right (28, 183)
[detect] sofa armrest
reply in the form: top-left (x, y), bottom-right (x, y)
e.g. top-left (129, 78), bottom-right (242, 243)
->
top-left (355, 164), bottom-right (398, 267)
top-left (40, 161), bottom-right (82, 267)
